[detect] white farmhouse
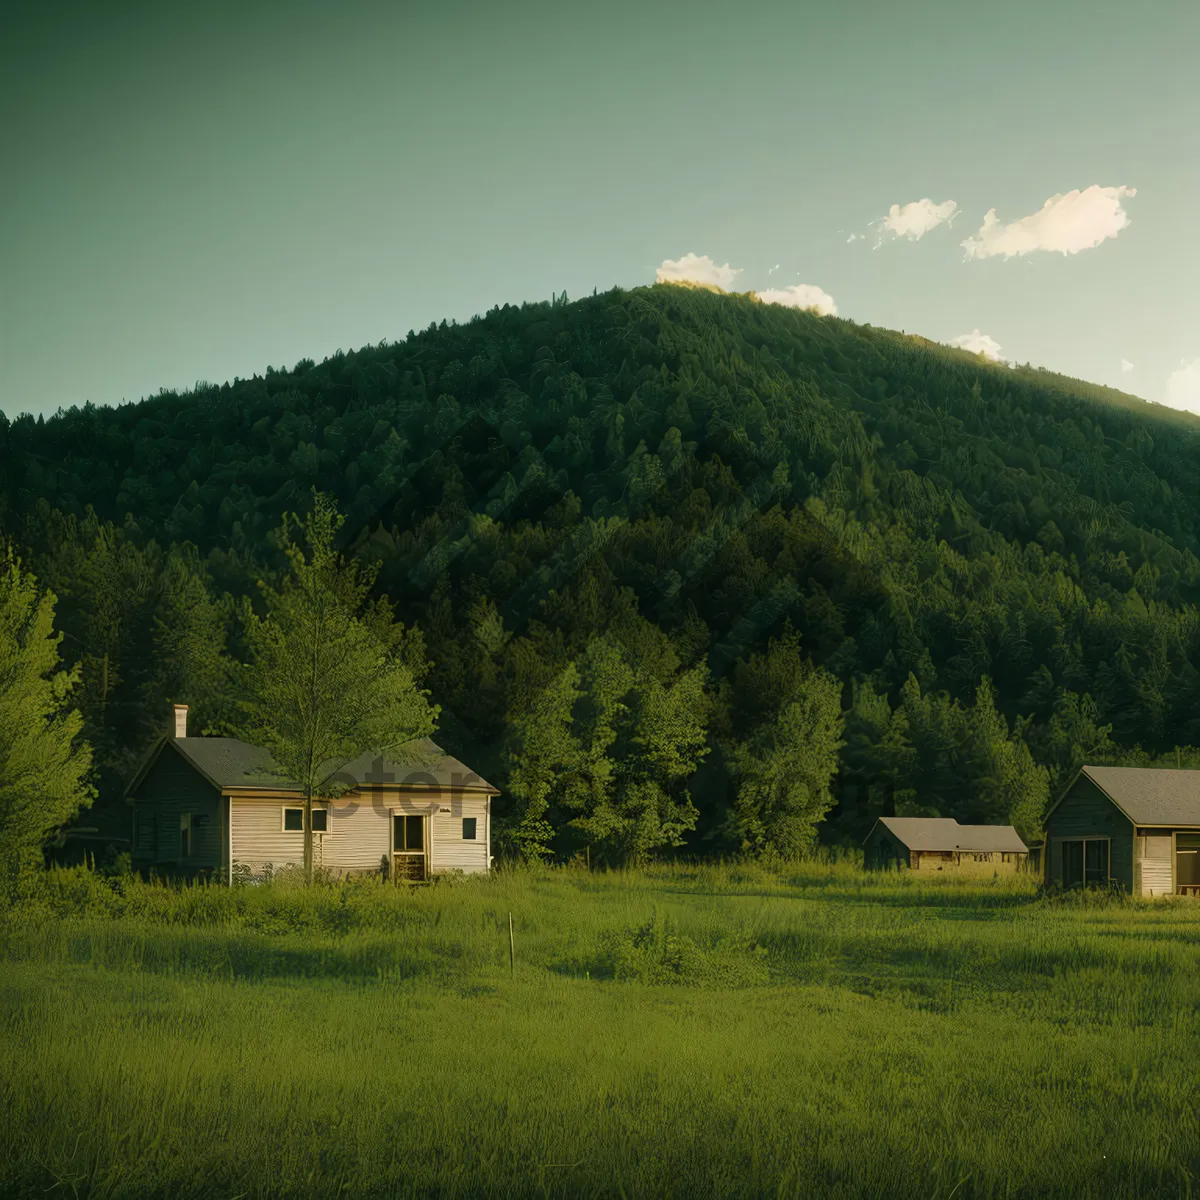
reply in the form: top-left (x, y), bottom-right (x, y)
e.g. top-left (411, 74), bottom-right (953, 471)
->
top-left (127, 705), bottom-right (497, 881)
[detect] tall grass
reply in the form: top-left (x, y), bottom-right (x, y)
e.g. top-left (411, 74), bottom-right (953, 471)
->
top-left (3, 862), bottom-right (1200, 1198)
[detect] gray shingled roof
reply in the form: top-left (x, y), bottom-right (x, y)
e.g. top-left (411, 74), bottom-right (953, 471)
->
top-left (1080, 765), bottom-right (1200, 826)
top-left (171, 738), bottom-right (291, 789)
top-left (160, 736), bottom-right (498, 795)
top-left (874, 817), bottom-right (962, 851)
top-left (873, 816), bottom-right (1027, 853)
top-left (956, 824), bottom-right (1029, 853)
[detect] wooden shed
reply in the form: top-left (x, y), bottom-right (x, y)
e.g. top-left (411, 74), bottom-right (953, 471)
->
top-left (1044, 765), bottom-right (1200, 895)
top-left (863, 816), bottom-right (1029, 873)
top-left (126, 705), bottom-right (498, 882)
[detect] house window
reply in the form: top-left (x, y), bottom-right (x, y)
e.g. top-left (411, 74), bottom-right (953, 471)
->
top-left (463, 817), bottom-right (477, 841)
top-left (1085, 840), bottom-right (1109, 883)
top-left (1061, 838), bottom-right (1109, 887)
top-left (282, 806), bottom-right (328, 832)
top-left (393, 814), bottom-right (424, 852)
top-left (180, 813), bottom-right (192, 858)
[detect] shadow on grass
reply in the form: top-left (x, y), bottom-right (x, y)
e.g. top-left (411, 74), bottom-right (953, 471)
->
top-left (0, 928), bottom-right (488, 985)
top-left (649, 884), bottom-right (1038, 917)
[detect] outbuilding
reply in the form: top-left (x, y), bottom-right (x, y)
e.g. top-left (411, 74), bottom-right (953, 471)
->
top-left (126, 704), bottom-right (498, 882)
top-left (863, 816), bottom-right (1029, 873)
top-left (1044, 765), bottom-right (1200, 895)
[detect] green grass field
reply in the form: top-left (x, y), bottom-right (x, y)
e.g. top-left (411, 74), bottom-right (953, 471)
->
top-left (3, 862), bottom-right (1200, 1199)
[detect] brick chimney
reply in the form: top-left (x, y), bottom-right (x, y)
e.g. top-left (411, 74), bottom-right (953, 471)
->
top-left (173, 704), bottom-right (189, 739)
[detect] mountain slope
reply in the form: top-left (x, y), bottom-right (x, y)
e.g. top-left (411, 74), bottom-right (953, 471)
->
top-left (6, 285), bottom-right (1200, 851)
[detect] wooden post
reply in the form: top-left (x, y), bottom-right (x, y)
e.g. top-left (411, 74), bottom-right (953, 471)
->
top-left (508, 912), bottom-right (515, 978)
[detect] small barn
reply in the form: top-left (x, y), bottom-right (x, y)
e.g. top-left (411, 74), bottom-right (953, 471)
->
top-left (863, 816), bottom-right (1029, 873)
top-left (126, 705), bottom-right (499, 882)
top-left (1044, 765), bottom-right (1200, 895)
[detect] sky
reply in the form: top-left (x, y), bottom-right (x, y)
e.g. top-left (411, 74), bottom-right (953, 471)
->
top-left (2, 0), bottom-right (1198, 420)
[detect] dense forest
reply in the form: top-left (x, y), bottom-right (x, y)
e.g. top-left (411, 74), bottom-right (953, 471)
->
top-left (5, 282), bottom-right (1200, 863)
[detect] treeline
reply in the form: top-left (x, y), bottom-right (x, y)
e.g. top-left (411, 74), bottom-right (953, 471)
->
top-left (5, 283), bottom-right (1200, 864)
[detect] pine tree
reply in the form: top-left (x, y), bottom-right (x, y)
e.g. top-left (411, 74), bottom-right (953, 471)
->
top-left (717, 633), bottom-right (845, 858)
top-left (0, 546), bottom-right (95, 900)
top-left (503, 661), bottom-right (582, 861)
top-left (142, 544), bottom-right (231, 742)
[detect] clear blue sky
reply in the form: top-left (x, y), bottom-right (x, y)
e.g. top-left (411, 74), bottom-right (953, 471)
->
top-left (3, 0), bottom-right (1197, 419)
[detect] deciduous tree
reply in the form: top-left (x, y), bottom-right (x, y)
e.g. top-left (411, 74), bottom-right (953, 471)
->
top-left (225, 492), bottom-right (438, 883)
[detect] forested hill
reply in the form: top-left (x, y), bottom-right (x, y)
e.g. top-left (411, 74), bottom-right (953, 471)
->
top-left (6, 283), bottom-right (1200, 859)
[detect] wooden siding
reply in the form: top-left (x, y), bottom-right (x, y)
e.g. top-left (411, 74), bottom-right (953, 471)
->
top-left (323, 794), bottom-right (391, 874)
top-left (1138, 832), bottom-right (1173, 896)
top-left (230, 789), bottom-right (493, 878)
top-left (230, 794), bottom-right (329, 877)
top-left (862, 826), bottom-right (908, 869)
top-left (429, 794), bottom-right (490, 874)
top-left (914, 851), bottom-right (1023, 875)
top-left (377, 791), bottom-right (491, 875)
top-left (864, 825), bottom-right (1024, 874)
top-left (1045, 774), bottom-right (1135, 891)
top-left (130, 743), bottom-right (221, 874)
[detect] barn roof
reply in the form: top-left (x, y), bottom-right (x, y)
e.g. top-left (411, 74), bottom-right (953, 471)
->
top-left (1076, 765), bottom-right (1200, 826)
top-left (956, 824), bottom-right (1029, 853)
top-left (128, 736), bottom-right (499, 797)
top-left (870, 816), bottom-right (1027, 853)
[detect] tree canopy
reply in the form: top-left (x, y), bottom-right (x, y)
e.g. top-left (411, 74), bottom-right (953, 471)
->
top-left (222, 491), bottom-right (439, 880)
top-left (6, 283), bottom-right (1200, 858)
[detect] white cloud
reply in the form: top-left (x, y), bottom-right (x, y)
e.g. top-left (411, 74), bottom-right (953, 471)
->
top-left (875, 198), bottom-right (959, 242)
top-left (756, 284), bottom-right (838, 316)
top-left (1165, 359), bottom-right (1200, 415)
top-left (767, 263), bottom-right (781, 275)
top-left (961, 185), bottom-right (1137, 259)
top-left (846, 233), bottom-right (859, 243)
top-left (948, 329), bottom-right (1004, 361)
top-left (655, 252), bottom-right (743, 290)
top-left (1120, 358), bottom-right (1135, 373)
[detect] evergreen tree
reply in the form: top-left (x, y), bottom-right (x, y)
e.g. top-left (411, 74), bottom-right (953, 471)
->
top-left (716, 632), bottom-right (845, 857)
top-left (503, 631), bottom-right (710, 865)
top-left (503, 661), bottom-right (581, 861)
top-left (141, 543), bottom-right (232, 741)
top-left (0, 546), bottom-right (95, 900)
top-left (960, 677), bottom-right (1050, 840)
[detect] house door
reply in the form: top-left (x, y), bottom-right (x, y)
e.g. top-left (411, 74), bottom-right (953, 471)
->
top-left (1177, 833), bottom-right (1200, 895)
top-left (392, 813), bottom-right (427, 881)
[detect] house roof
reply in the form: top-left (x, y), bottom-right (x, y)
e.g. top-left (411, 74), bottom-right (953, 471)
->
top-left (870, 816), bottom-right (1027, 853)
top-left (1075, 765), bottom-right (1200, 826)
top-left (873, 817), bottom-right (962, 851)
top-left (955, 824), bottom-right (1029, 853)
top-left (171, 737), bottom-right (289, 790)
top-left (128, 736), bottom-right (499, 797)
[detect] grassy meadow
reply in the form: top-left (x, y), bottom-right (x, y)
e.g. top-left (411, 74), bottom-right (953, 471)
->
top-left (3, 862), bottom-right (1200, 1199)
